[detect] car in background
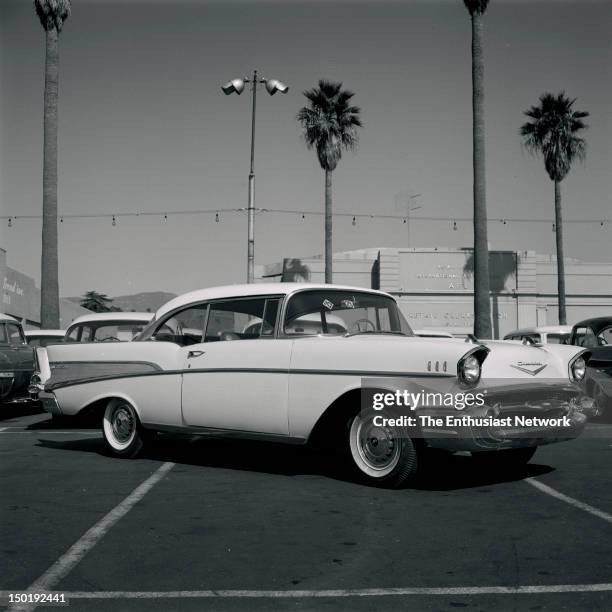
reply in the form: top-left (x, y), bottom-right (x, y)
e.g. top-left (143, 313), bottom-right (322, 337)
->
top-left (503, 326), bottom-right (572, 345)
top-left (32, 284), bottom-right (591, 488)
top-left (64, 312), bottom-right (154, 343)
top-left (0, 313), bottom-right (36, 405)
top-left (24, 329), bottom-right (65, 347)
top-left (568, 317), bottom-right (612, 417)
top-left (414, 329), bottom-right (454, 338)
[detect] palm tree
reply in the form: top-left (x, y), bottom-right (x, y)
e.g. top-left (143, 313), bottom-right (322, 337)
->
top-left (464, 0), bottom-right (491, 338)
top-left (34, 0), bottom-right (71, 328)
top-left (520, 92), bottom-right (589, 325)
top-left (297, 80), bottom-right (362, 283)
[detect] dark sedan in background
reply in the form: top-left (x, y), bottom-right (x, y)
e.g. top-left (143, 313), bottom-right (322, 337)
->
top-left (0, 314), bottom-right (37, 406)
top-left (569, 317), bottom-right (612, 418)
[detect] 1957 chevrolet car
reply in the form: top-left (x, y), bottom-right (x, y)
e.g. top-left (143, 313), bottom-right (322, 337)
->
top-left (31, 284), bottom-right (592, 487)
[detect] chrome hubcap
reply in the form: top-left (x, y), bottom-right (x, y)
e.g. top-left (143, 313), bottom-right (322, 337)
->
top-left (111, 406), bottom-right (134, 443)
top-left (357, 420), bottom-right (399, 470)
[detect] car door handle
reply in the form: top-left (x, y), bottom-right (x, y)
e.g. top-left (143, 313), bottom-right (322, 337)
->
top-left (187, 350), bottom-right (205, 359)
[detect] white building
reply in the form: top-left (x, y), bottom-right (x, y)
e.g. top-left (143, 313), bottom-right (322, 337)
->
top-left (257, 247), bottom-right (612, 339)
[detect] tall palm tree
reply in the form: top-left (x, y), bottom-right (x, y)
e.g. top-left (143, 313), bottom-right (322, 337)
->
top-left (297, 80), bottom-right (362, 283)
top-left (464, 0), bottom-right (491, 338)
top-left (34, 0), bottom-right (71, 328)
top-left (520, 93), bottom-right (589, 325)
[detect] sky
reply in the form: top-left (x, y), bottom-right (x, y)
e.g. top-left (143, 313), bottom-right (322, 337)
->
top-left (0, 0), bottom-right (610, 297)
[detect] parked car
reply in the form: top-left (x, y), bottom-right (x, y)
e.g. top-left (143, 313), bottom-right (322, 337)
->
top-left (568, 317), bottom-right (612, 417)
top-left (414, 329), bottom-right (454, 338)
top-left (64, 312), bottom-right (154, 343)
top-left (503, 326), bottom-right (572, 345)
top-left (24, 329), bottom-right (65, 347)
top-left (31, 284), bottom-right (591, 488)
top-left (0, 313), bottom-right (36, 405)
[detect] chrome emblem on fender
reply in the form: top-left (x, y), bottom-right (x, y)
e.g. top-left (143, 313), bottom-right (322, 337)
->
top-left (510, 362), bottom-right (547, 376)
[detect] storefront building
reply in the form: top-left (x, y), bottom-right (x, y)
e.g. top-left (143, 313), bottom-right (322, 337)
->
top-left (1, 248), bottom-right (90, 329)
top-left (257, 247), bottom-right (612, 339)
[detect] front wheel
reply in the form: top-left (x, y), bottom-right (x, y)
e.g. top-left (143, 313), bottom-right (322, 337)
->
top-left (102, 399), bottom-right (145, 458)
top-left (347, 412), bottom-right (419, 488)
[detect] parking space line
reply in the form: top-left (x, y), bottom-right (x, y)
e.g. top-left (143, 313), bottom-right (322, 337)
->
top-left (0, 429), bottom-right (100, 435)
top-left (8, 461), bottom-right (175, 612)
top-left (526, 478), bottom-right (612, 524)
top-left (3, 584), bottom-right (612, 601)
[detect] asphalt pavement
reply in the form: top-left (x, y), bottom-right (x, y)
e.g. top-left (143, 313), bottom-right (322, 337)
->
top-left (1, 408), bottom-right (611, 612)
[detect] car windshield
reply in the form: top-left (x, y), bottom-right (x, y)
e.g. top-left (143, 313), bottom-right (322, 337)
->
top-left (284, 290), bottom-right (413, 336)
top-left (66, 321), bottom-right (148, 342)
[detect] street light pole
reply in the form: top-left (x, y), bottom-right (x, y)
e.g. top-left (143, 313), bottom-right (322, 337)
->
top-left (222, 71), bottom-right (289, 284)
top-left (247, 70), bottom-right (258, 284)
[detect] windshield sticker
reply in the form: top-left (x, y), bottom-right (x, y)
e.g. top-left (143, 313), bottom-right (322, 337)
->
top-left (341, 298), bottom-right (355, 309)
top-left (322, 299), bottom-right (334, 310)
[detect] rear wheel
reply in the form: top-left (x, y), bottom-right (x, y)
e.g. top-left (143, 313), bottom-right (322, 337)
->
top-left (102, 399), bottom-right (144, 458)
top-left (472, 446), bottom-right (537, 468)
top-left (347, 412), bottom-right (419, 488)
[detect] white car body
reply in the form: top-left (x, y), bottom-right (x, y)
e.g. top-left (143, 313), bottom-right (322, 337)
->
top-left (24, 329), bottom-right (66, 347)
top-left (33, 284), bottom-right (591, 487)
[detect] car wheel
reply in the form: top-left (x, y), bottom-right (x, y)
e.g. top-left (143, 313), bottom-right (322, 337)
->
top-left (102, 399), bottom-right (144, 458)
top-left (347, 412), bottom-right (419, 488)
top-left (472, 446), bottom-right (537, 468)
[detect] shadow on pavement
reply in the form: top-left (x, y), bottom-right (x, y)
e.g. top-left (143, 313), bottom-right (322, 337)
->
top-left (0, 402), bottom-right (43, 421)
top-left (26, 414), bottom-right (99, 429)
top-left (35, 433), bottom-right (555, 490)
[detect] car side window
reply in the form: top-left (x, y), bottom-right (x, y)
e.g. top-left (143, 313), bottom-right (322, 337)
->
top-left (0, 324), bottom-right (8, 344)
top-left (598, 326), bottom-right (612, 346)
top-left (574, 326), bottom-right (597, 348)
top-left (6, 323), bottom-right (25, 345)
top-left (153, 304), bottom-right (208, 346)
top-left (205, 298), bottom-right (266, 342)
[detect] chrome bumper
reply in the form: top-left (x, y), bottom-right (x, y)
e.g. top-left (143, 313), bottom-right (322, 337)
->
top-left (38, 390), bottom-right (62, 416)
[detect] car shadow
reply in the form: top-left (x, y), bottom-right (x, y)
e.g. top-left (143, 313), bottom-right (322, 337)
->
top-left (35, 434), bottom-right (555, 490)
top-left (26, 414), bottom-right (99, 429)
top-left (0, 402), bottom-right (44, 421)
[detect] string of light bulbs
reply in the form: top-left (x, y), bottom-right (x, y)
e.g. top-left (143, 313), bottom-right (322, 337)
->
top-left (2, 207), bottom-right (610, 229)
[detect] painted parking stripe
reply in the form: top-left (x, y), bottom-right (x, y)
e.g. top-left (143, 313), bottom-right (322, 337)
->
top-left (3, 584), bottom-right (612, 602)
top-left (527, 478), bottom-right (612, 524)
top-left (0, 430), bottom-right (100, 434)
top-left (8, 461), bottom-right (175, 612)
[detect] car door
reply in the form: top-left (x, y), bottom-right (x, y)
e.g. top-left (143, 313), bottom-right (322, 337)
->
top-left (180, 297), bottom-right (292, 436)
top-left (1, 321), bottom-right (35, 400)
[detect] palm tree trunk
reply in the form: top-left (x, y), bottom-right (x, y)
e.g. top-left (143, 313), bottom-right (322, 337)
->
top-left (470, 11), bottom-right (492, 339)
top-left (554, 180), bottom-right (567, 325)
top-left (41, 27), bottom-right (60, 328)
top-left (324, 169), bottom-right (332, 283)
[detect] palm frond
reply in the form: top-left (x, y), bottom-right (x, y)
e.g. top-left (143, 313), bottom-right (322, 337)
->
top-left (297, 79), bottom-right (362, 171)
top-left (519, 91), bottom-right (589, 181)
top-left (463, 0), bottom-right (489, 16)
top-left (34, 0), bottom-right (71, 32)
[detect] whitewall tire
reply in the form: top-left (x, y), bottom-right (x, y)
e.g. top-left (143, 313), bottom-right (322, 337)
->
top-left (347, 412), bottom-right (419, 488)
top-left (102, 399), bottom-right (145, 458)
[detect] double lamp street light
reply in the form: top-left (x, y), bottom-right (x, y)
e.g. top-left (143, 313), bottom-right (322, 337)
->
top-left (222, 70), bottom-right (289, 283)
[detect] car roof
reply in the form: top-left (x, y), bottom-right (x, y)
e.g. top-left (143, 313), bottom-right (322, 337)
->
top-left (155, 283), bottom-right (393, 320)
top-left (24, 329), bottom-right (65, 336)
top-left (504, 326), bottom-right (573, 337)
top-left (66, 312), bottom-right (154, 327)
top-left (414, 329), bottom-right (454, 337)
top-left (572, 317), bottom-right (612, 333)
top-left (0, 312), bottom-right (18, 323)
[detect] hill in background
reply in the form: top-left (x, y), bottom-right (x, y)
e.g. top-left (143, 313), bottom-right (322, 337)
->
top-left (67, 291), bottom-right (177, 313)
